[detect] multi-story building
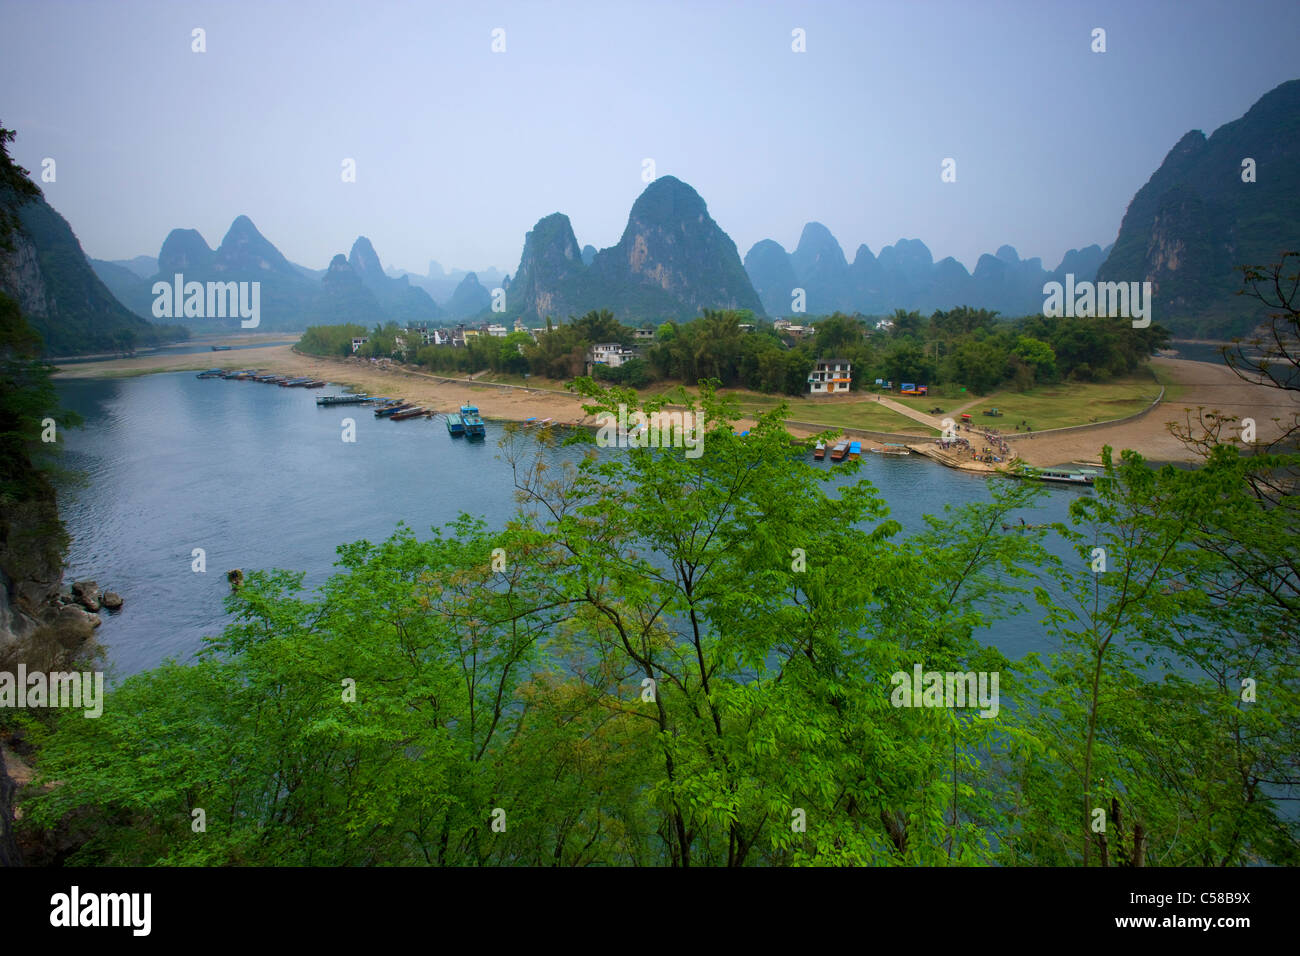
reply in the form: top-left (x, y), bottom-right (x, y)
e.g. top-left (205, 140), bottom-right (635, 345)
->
top-left (588, 342), bottom-right (639, 369)
top-left (808, 358), bottom-right (852, 395)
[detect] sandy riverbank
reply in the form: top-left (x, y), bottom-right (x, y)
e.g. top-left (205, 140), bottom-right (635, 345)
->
top-left (55, 348), bottom-right (1298, 466)
top-left (55, 344), bottom-right (600, 425)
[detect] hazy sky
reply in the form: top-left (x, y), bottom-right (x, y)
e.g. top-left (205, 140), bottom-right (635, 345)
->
top-left (1, 0), bottom-right (1296, 277)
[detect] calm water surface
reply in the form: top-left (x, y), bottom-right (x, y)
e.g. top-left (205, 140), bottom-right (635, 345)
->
top-left (54, 372), bottom-right (1088, 679)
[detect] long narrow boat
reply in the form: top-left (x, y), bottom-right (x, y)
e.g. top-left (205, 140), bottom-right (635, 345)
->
top-left (446, 412), bottom-right (465, 436)
top-left (813, 442), bottom-right (826, 460)
top-left (871, 443), bottom-right (912, 456)
top-left (316, 394), bottom-right (370, 406)
top-left (389, 406), bottom-right (429, 421)
top-left (375, 403), bottom-right (413, 418)
top-left (211, 345), bottom-right (233, 351)
top-left (830, 440), bottom-right (850, 461)
top-left (1021, 466), bottom-right (1097, 485)
top-left (196, 368), bottom-right (226, 379)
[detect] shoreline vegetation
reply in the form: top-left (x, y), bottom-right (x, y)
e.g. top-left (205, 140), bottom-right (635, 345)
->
top-left (53, 342), bottom-right (1299, 470)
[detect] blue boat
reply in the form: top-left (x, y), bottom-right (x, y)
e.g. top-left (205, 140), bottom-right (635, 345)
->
top-left (375, 402), bottom-right (413, 418)
top-left (460, 404), bottom-right (486, 439)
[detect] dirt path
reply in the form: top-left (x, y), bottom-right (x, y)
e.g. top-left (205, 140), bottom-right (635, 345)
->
top-left (875, 395), bottom-right (946, 429)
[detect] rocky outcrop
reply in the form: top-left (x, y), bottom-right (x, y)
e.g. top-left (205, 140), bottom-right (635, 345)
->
top-left (0, 745), bottom-right (19, 867)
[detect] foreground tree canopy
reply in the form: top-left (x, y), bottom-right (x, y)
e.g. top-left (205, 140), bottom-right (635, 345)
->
top-left (25, 381), bottom-right (1298, 865)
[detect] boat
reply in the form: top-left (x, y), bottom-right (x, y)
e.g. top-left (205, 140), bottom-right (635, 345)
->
top-left (848, 441), bottom-right (861, 460)
top-left (1022, 466), bottom-right (1098, 485)
top-left (446, 412), bottom-right (465, 436)
top-left (871, 443), bottom-right (912, 456)
top-left (196, 368), bottom-right (226, 379)
top-left (375, 403), bottom-right (413, 418)
top-left (522, 417), bottom-right (539, 427)
top-left (813, 442), bottom-right (826, 460)
top-left (316, 394), bottom-right (370, 406)
top-left (211, 345), bottom-right (233, 351)
top-left (389, 406), bottom-right (429, 421)
top-left (303, 380), bottom-right (326, 388)
top-left (460, 403), bottom-right (486, 439)
top-left (830, 440), bottom-right (850, 461)
top-left (537, 417), bottom-right (553, 428)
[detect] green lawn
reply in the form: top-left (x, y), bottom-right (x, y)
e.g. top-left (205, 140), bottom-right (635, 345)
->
top-left (958, 375), bottom-right (1161, 431)
top-left (735, 397), bottom-right (935, 434)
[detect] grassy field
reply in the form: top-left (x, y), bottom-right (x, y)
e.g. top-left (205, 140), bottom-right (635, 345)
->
top-left (726, 393), bottom-right (934, 434)
top-left (957, 374), bottom-right (1161, 431)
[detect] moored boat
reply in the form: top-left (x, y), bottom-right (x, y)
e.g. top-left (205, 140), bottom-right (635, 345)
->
top-left (848, 441), bottom-right (861, 460)
top-left (872, 443), bottom-right (912, 456)
top-left (211, 345), bottom-right (233, 351)
top-left (316, 394), bottom-right (370, 406)
top-left (389, 406), bottom-right (429, 421)
top-left (196, 368), bottom-right (226, 379)
top-left (1022, 466), bottom-right (1097, 485)
top-left (813, 442), bottom-right (826, 460)
top-left (460, 403), bottom-right (486, 439)
top-left (830, 440), bottom-right (850, 461)
top-left (446, 412), bottom-right (465, 436)
top-left (375, 402), bottom-right (412, 418)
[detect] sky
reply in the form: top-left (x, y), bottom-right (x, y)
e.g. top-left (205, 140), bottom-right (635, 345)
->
top-left (1, 0), bottom-right (1297, 278)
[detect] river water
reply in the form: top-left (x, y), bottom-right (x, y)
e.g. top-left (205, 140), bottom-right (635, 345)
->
top-left (53, 371), bottom-right (1092, 679)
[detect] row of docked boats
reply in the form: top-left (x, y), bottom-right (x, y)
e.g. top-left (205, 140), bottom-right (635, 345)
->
top-left (195, 368), bottom-right (325, 387)
top-left (372, 398), bottom-right (432, 421)
top-left (813, 439), bottom-right (911, 461)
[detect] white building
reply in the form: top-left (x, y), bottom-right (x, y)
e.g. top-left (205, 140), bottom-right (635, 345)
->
top-left (808, 358), bottom-right (852, 395)
top-left (351, 337), bottom-right (368, 353)
top-left (589, 342), bottom-right (639, 368)
top-left (487, 324), bottom-right (508, 338)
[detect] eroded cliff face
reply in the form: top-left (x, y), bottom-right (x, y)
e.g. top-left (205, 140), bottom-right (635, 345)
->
top-left (510, 213), bottom-right (589, 321)
top-left (591, 176), bottom-right (763, 316)
top-left (0, 228), bottom-right (50, 325)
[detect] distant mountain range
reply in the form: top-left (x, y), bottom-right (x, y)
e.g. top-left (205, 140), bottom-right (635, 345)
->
top-left (744, 226), bottom-right (1111, 319)
top-left (8, 78), bottom-right (1295, 351)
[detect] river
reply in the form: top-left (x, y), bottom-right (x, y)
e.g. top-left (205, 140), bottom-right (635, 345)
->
top-left (53, 371), bottom-right (1092, 679)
